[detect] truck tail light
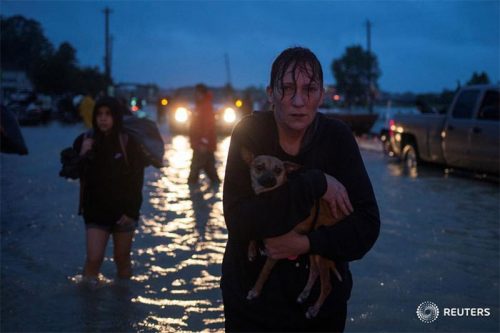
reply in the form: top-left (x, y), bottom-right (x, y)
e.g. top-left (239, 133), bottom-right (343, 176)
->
top-left (389, 119), bottom-right (395, 137)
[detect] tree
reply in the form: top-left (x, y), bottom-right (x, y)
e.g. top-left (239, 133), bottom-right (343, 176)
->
top-left (33, 42), bottom-right (79, 94)
top-left (331, 45), bottom-right (381, 107)
top-left (0, 15), bottom-right (54, 78)
top-left (1, 15), bottom-right (109, 95)
top-left (466, 71), bottom-right (490, 86)
top-left (74, 67), bottom-right (109, 96)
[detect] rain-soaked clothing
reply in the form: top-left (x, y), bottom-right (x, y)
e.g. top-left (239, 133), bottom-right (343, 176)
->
top-left (189, 95), bottom-right (217, 152)
top-left (73, 131), bottom-right (145, 227)
top-left (188, 92), bottom-right (219, 183)
top-left (221, 111), bottom-right (380, 331)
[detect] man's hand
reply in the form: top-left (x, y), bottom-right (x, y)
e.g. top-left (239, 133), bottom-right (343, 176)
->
top-left (80, 138), bottom-right (94, 156)
top-left (116, 214), bottom-right (135, 226)
top-left (323, 173), bottom-right (353, 220)
top-left (264, 230), bottom-right (309, 260)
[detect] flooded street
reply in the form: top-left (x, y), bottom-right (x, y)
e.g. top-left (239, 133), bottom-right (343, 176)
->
top-left (1, 113), bottom-right (499, 332)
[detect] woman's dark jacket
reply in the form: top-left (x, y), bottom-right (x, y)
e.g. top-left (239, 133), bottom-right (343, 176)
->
top-left (73, 132), bottom-right (145, 225)
top-left (221, 111), bottom-right (380, 330)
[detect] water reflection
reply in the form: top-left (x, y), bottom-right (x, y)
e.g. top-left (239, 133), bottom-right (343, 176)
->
top-left (3, 122), bottom-right (497, 332)
top-left (133, 134), bottom-right (229, 332)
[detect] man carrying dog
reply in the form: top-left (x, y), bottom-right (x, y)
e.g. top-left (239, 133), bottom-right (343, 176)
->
top-left (222, 47), bottom-right (380, 332)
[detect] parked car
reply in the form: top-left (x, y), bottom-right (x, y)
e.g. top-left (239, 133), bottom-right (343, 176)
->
top-left (388, 85), bottom-right (499, 175)
top-left (17, 102), bottom-right (44, 125)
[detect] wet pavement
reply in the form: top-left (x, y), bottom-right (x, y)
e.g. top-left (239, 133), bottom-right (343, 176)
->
top-left (1, 113), bottom-right (499, 332)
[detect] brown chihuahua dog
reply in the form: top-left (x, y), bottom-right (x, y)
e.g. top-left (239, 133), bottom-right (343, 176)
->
top-left (241, 148), bottom-right (344, 319)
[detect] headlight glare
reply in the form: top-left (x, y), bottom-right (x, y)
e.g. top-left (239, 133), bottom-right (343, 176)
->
top-left (223, 107), bottom-right (236, 123)
top-left (175, 107), bottom-right (189, 122)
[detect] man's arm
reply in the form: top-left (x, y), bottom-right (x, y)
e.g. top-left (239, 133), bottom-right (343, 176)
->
top-left (223, 119), bottom-right (327, 241)
top-left (307, 125), bottom-right (380, 262)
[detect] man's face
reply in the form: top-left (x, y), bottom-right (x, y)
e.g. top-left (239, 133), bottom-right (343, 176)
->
top-left (267, 63), bottom-right (324, 135)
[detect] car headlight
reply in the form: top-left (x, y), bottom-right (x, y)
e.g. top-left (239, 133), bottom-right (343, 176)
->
top-left (175, 107), bottom-right (189, 122)
top-left (223, 107), bottom-right (236, 123)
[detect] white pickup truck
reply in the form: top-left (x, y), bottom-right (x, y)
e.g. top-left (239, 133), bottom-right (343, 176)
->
top-left (389, 85), bottom-right (499, 175)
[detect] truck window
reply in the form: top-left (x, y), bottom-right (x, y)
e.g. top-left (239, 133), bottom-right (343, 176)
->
top-left (451, 90), bottom-right (480, 119)
top-left (477, 90), bottom-right (499, 121)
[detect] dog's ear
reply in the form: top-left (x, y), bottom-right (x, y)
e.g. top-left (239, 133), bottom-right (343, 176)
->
top-left (283, 161), bottom-right (301, 173)
top-left (240, 147), bottom-right (254, 166)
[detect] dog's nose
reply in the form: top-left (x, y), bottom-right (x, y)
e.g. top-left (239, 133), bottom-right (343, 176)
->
top-left (258, 173), bottom-right (277, 188)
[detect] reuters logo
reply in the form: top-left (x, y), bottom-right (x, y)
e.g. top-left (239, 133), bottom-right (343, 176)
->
top-left (416, 301), bottom-right (440, 323)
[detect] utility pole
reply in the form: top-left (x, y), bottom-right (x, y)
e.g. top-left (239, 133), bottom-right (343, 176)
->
top-left (366, 19), bottom-right (373, 114)
top-left (224, 53), bottom-right (232, 88)
top-left (224, 53), bottom-right (233, 99)
top-left (103, 7), bottom-right (112, 85)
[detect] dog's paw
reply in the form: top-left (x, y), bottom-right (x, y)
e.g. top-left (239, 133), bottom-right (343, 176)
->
top-left (333, 268), bottom-right (343, 282)
top-left (246, 289), bottom-right (259, 300)
top-left (296, 290), bottom-right (310, 304)
top-left (248, 250), bottom-right (257, 262)
top-left (305, 305), bottom-right (320, 319)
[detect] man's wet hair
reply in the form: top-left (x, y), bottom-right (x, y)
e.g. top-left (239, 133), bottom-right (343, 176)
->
top-left (269, 47), bottom-right (323, 99)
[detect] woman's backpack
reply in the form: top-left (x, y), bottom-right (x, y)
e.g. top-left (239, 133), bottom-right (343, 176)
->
top-left (122, 115), bottom-right (164, 168)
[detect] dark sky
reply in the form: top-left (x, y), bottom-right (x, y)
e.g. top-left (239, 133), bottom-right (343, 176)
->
top-left (2, 0), bottom-right (499, 93)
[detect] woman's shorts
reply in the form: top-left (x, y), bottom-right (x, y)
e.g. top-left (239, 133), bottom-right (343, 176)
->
top-left (85, 220), bottom-right (138, 233)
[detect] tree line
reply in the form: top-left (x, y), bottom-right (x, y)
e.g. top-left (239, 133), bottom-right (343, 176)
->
top-left (330, 45), bottom-right (492, 108)
top-left (1, 15), bottom-right (109, 96)
top-left (1, 14), bottom-right (492, 107)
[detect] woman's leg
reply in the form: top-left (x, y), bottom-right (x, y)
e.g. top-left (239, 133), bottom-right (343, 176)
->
top-left (83, 227), bottom-right (110, 278)
top-left (112, 231), bottom-right (135, 279)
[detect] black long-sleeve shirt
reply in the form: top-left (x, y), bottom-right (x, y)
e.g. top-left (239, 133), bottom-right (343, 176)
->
top-left (73, 132), bottom-right (145, 224)
top-left (221, 111), bottom-right (380, 330)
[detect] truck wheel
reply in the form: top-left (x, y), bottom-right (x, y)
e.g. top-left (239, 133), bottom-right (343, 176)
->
top-left (402, 143), bottom-right (418, 175)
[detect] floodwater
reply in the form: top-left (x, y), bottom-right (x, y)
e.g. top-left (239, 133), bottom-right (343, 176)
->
top-left (1, 112), bottom-right (499, 332)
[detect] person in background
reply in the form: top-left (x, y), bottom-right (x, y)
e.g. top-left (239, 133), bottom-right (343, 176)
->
top-left (188, 83), bottom-right (220, 185)
top-left (221, 47), bottom-right (380, 332)
top-left (78, 93), bottom-right (96, 128)
top-left (71, 97), bottom-right (146, 285)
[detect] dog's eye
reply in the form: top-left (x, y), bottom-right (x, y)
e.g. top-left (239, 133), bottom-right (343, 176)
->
top-left (274, 167), bottom-right (283, 174)
top-left (255, 164), bottom-right (265, 172)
